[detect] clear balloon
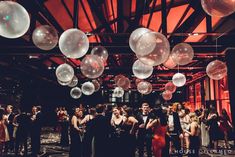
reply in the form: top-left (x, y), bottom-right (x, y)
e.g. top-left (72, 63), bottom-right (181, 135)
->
top-left (162, 91), bottom-right (172, 101)
top-left (32, 25), bottom-right (58, 50)
top-left (137, 81), bottom-right (152, 95)
top-left (59, 28), bottom-right (89, 59)
top-left (201, 0), bottom-right (235, 17)
top-left (116, 77), bottom-right (131, 90)
top-left (137, 32), bottom-right (170, 66)
top-left (165, 82), bottom-right (177, 93)
top-left (163, 55), bottom-right (177, 69)
top-left (92, 79), bottom-right (100, 92)
top-left (171, 43), bottom-right (194, 65)
top-left (0, 1), bottom-right (30, 38)
top-left (91, 46), bottom-right (108, 62)
top-left (172, 73), bottom-right (186, 87)
top-left (113, 87), bottom-right (124, 98)
top-left (206, 60), bottom-right (227, 80)
top-left (80, 55), bottom-right (104, 79)
top-left (132, 60), bottom-right (153, 79)
top-left (68, 76), bottom-right (78, 87)
top-left (56, 63), bottom-right (74, 83)
top-left (57, 79), bottom-right (71, 86)
top-left (70, 87), bottom-right (82, 99)
top-left (129, 28), bottom-right (151, 53)
top-left (114, 74), bottom-right (125, 85)
top-left (81, 81), bottom-right (95, 96)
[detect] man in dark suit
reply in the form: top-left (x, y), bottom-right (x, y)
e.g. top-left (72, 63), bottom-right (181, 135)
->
top-left (136, 103), bottom-right (152, 157)
top-left (31, 106), bottom-right (42, 157)
top-left (169, 103), bottom-right (183, 157)
top-left (91, 104), bottom-right (111, 157)
top-left (5, 105), bottom-right (15, 153)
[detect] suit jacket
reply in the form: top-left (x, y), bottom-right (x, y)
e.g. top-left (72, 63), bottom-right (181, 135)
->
top-left (172, 112), bottom-right (183, 135)
top-left (136, 112), bottom-right (152, 136)
top-left (6, 113), bottom-right (14, 136)
top-left (31, 112), bottom-right (42, 134)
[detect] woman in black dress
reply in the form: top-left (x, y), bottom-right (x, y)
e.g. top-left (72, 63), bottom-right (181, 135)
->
top-left (81, 107), bottom-right (96, 157)
top-left (123, 107), bottom-right (138, 157)
top-left (69, 107), bottom-right (83, 157)
top-left (110, 106), bottom-right (127, 157)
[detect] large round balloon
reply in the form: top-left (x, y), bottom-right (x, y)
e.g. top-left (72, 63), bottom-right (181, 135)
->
top-left (80, 55), bottom-right (104, 79)
top-left (114, 74), bottom-right (125, 85)
top-left (81, 81), bottom-right (95, 95)
top-left (59, 28), bottom-right (89, 59)
top-left (113, 87), bottom-right (124, 98)
top-left (171, 43), bottom-right (194, 65)
top-left (57, 79), bottom-right (71, 86)
top-left (137, 32), bottom-right (170, 66)
top-left (129, 28), bottom-right (151, 53)
top-left (92, 79), bottom-right (100, 92)
top-left (201, 0), bottom-right (235, 17)
top-left (132, 60), bottom-right (153, 79)
top-left (163, 55), bottom-right (177, 69)
top-left (91, 46), bottom-right (108, 62)
top-left (165, 82), bottom-right (177, 93)
top-left (70, 87), bottom-right (82, 99)
top-left (32, 25), bottom-right (58, 50)
top-left (172, 73), bottom-right (186, 87)
top-left (68, 76), bottom-right (78, 87)
top-left (56, 63), bottom-right (74, 82)
top-left (116, 77), bottom-right (131, 90)
top-left (206, 60), bottom-right (227, 80)
top-left (0, 1), bottom-right (30, 38)
top-left (162, 91), bottom-right (172, 101)
top-left (137, 81), bottom-right (152, 95)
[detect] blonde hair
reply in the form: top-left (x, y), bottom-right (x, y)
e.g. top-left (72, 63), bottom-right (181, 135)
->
top-left (189, 112), bottom-right (199, 123)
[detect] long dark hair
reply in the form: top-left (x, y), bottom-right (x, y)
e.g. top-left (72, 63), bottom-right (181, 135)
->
top-left (151, 107), bottom-right (167, 126)
top-left (221, 109), bottom-right (230, 121)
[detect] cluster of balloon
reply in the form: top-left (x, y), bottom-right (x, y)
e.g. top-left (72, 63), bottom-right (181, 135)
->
top-left (206, 60), bottom-right (227, 80)
top-left (80, 55), bottom-right (104, 79)
top-left (163, 55), bottom-right (177, 69)
top-left (137, 32), bottom-right (170, 66)
top-left (129, 28), bottom-right (151, 54)
top-left (116, 76), bottom-right (131, 91)
top-left (113, 87), bottom-right (125, 98)
top-left (32, 25), bottom-right (58, 50)
top-left (165, 81), bottom-right (177, 93)
top-left (162, 91), bottom-right (172, 101)
top-left (0, 1), bottom-right (30, 38)
top-left (56, 63), bottom-right (74, 83)
top-left (68, 76), bottom-right (78, 87)
top-left (137, 81), bottom-right (153, 95)
top-left (91, 46), bottom-right (109, 63)
top-left (59, 28), bottom-right (89, 59)
top-left (92, 79), bottom-right (101, 92)
top-left (70, 87), bottom-right (82, 99)
top-left (172, 73), bottom-right (186, 87)
top-left (201, 0), bottom-right (235, 17)
top-left (81, 81), bottom-right (95, 96)
top-left (132, 60), bottom-right (153, 79)
top-left (171, 43), bottom-right (194, 65)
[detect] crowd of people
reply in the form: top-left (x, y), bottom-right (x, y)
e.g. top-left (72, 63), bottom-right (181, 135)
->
top-left (0, 102), bottom-right (233, 157)
top-left (0, 105), bottom-right (42, 157)
top-left (59, 102), bottom-right (234, 157)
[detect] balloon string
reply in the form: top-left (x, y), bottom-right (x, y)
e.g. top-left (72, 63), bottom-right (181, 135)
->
top-left (177, 64), bottom-right (179, 73)
top-left (215, 32), bottom-right (226, 59)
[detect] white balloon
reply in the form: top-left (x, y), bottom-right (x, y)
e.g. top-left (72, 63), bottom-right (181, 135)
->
top-left (57, 79), bottom-right (71, 86)
top-left (132, 60), bottom-right (153, 79)
top-left (171, 43), bottom-right (194, 65)
top-left (0, 1), bottom-right (30, 38)
top-left (56, 63), bottom-right (74, 83)
top-left (91, 46), bottom-right (109, 61)
top-left (129, 27), bottom-right (151, 53)
top-left (59, 28), bottom-right (89, 59)
top-left (81, 81), bottom-right (95, 95)
top-left (32, 25), bottom-right (58, 50)
top-left (70, 87), bottom-right (82, 99)
top-left (206, 60), bottom-right (227, 80)
top-left (172, 73), bottom-right (186, 87)
top-left (113, 87), bottom-right (124, 98)
top-left (68, 76), bottom-right (78, 87)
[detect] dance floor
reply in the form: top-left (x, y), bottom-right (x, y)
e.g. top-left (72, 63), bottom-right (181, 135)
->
top-left (4, 128), bottom-right (235, 157)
